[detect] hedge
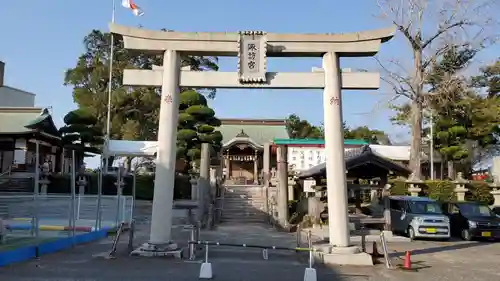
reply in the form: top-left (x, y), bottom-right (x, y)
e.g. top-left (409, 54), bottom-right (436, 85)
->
top-left (47, 173), bottom-right (192, 200)
top-left (389, 180), bottom-right (494, 205)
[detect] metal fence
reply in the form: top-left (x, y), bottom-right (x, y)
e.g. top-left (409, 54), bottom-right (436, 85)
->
top-left (0, 193), bottom-right (133, 240)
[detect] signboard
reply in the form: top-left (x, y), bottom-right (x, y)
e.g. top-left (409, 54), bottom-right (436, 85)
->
top-left (303, 179), bottom-right (316, 193)
top-left (238, 31), bottom-right (267, 83)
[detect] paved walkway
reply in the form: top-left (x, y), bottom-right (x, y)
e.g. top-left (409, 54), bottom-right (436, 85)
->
top-left (1, 201), bottom-right (500, 280)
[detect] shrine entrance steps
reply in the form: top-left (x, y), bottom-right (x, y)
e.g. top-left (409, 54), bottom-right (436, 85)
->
top-left (221, 185), bottom-right (269, 224)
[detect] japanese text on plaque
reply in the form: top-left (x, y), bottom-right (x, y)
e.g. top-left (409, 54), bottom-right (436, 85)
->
top-left (247, 43), bottom-right (258, 72)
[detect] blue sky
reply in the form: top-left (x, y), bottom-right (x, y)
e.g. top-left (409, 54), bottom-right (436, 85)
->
top-left (1, 0), bottom-right (498, 167)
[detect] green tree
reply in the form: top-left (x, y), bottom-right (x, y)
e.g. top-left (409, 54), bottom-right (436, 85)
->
top-left (285, 114), bottom-right (323, 139)
top-left (343, 125), bottom-right (391, 144)
top-left (393, 49), bottom-right (500, 176)
top-left (64, 30), bottom-right (219, 166)
top-left (64, 30), bottom-right (218, 141)
top-left (59, 109), bottom-right (104, 158)
top-left (472, 59), bottom-right (500, 97)
top-left (377, 0), bottom-right (496, 179)
top-left (177, 90), bottom-right (223, 169)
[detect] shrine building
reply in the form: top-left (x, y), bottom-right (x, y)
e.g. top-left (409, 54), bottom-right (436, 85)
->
top-left (219, 118), bottom-right (368, 185)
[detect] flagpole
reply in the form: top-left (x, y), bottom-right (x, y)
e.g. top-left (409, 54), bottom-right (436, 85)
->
top-left (104, 0), bottom-right (116, 171)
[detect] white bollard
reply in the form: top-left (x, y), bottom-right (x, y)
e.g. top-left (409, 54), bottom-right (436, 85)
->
top-left (199, 243), bottom-right (213, 279)
top-left (303, 249), bottom-right (317, 281)
top-left (303, 231), bottom-right (317, 281)
top-left (303, 267), bottom-right (317, 281)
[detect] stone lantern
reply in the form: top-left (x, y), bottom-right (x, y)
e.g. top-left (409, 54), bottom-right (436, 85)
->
top-left (453, 172), bottom-right (469, 202)
top-left (39, 159), bottom-right (51, 195)
top-left (405, 173), bottom-right (423, 197)
top-left (77, 164), bottom-right (88, 196)
top-left (114, 165), bottom-right (126, 195)
top-left (190, 174), bottom-right (198, 200)
top-left (489, 176), bottom-right (500, 207)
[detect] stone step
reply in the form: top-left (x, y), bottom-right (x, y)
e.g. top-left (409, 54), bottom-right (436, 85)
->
top-left (223, 210), bottom-right (267, 215)
top-left (222, 204), bottom-right (265, 210)
top-left (225, 186), bottom-right (263, 191)
top-left (224, 202), bottom-right (266, 207)
top-left (224, 201), bottom-right (266, 205)
top-left (224, 197), bottom-right (266, 202)
top-left (222, 209), bottom-right (265, 213)
top-left (223, 195), bottom-right (264, 200)
top-left (224, 204), bottom-right (267, 209)
top-left (221, 217), bottom-right (269, 223)
top-left (224, 190), bottom-right (264, 195)
top-left (221, 213), bottom-right (269, 219)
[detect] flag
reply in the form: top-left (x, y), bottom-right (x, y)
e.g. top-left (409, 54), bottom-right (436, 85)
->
top-left (121, 0), bottom-right (144, 16)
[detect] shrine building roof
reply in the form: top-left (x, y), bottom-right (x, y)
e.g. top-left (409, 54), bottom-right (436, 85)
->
top-left (0, 107), bottom-right (61, 138)
top-left (219, 118), bottom-right (289, 148)
top-left (273, 138), bottom-right (368, 146)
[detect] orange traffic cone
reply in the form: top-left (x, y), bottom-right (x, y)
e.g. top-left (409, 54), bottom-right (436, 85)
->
top-left (402, 251), bottom-right (412, 270)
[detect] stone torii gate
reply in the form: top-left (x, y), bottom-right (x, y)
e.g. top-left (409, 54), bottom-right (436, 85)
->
top-left (110, 23), bottom-right (394, 262)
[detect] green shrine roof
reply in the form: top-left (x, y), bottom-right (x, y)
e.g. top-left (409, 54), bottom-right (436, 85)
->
top-left (273, 138), bottom-right (368, 145)
top-left (218, 119), bottom-right (289, 147)
top-left (0, 107), bottom-right (60, 137)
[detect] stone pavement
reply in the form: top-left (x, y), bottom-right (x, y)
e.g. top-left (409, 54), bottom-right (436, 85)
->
top-left (1, 201), bottom-right (500, 280)
top-left (1, 220), bottom-right (500, 280)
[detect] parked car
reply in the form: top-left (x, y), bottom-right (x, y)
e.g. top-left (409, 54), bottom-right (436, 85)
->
top-left (389, 196), bottom-right (450, 240)
top-left (441, 201), bottom-right (500, 241)
top-left (492, 207), bottom-right (500, 218)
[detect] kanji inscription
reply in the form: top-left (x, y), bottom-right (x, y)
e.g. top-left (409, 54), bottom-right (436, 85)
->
top-left (238, 31), bottom-right (267, 83)
top-left (164, 94), bottom-right (173, 104)
top-left (329, 96), bottom-right (340, 106)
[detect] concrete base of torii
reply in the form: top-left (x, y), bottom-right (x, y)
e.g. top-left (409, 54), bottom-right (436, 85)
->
top-left (313, 245), bottom-right (374, 266)
top-left (130, 243), bottom-right (182, 258)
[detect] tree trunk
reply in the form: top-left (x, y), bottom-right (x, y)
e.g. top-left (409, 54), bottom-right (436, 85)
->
top-left (124, 157), bottom-right (132, 172)
top-left (408, 48), bottom-right (424, 180)
top-left (440, 153), bottom-right (445, 180)
top-left (447, 161), bottom-right (455, 180)
top-left (409, 100), bottom-right (423, 179)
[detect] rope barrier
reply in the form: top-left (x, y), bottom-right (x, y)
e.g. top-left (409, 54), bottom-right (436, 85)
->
top-left (187, 240), bottom-right (313, 252)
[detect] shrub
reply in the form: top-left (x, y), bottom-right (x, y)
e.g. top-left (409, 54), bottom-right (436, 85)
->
top-left (389, 180), bottom-right (494, 205)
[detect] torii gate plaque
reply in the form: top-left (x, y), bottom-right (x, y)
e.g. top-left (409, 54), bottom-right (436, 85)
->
top-left (110, 23), bottom-right (394, 264)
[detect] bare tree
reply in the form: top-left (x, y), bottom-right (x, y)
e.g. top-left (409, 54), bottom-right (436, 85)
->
top-left (376, 0), bottom-right (499, 179)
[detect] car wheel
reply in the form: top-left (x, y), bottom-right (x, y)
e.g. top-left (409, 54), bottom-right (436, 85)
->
top-left (461, 229), bottom-right (472, 241)
top-left (408, 226), bottom-right (416, 240)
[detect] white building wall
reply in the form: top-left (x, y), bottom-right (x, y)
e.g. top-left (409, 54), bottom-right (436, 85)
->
top-left (288, 147), bottom-right (327, 171)
top-left (288, 145), bottom-right (396, 172)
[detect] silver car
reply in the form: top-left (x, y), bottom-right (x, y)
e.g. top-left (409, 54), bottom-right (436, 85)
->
top-left (389, 196), bottom-right (450, 240)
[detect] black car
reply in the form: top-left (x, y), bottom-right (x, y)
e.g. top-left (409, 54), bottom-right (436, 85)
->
top-left (441, 201), bottom-right (500, 241)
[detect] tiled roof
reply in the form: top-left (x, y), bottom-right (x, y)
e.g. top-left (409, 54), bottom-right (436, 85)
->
top-left (298, 145), bottom-right (411, 178)
top-left (219, 119), bottom-right (289, 146)
top-left (0, 107), bottom-right (45, 133)
top-left (0, 107), bottom-right (59, 137)
top-left (273, 138), bottom-right (368, 145)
